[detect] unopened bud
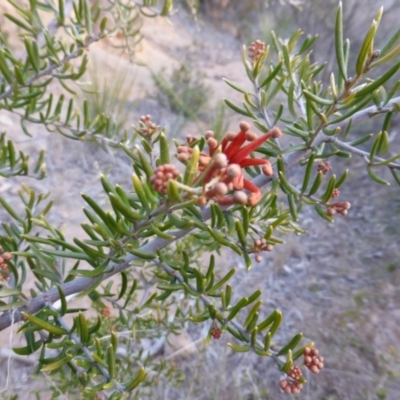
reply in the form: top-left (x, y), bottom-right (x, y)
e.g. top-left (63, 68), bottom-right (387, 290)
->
top-left (262, 161), bottom-right (273, 176)
top-left (343, 201), bottom-right (351, 210)
top-left (239, 121), bottom-right (251, 132)
top-left (205, 130), bottom-right (214, 139)
top-left (248, 192), bottom-right (261, 206)
top-left (207, 137), bottom-right (218, 147)
top-left (225, 131), bottom-right (237, 141)
top-left (177, 146), bottom-right (189, 154)
top-left (226, 164), bottom-right (241, 178)
top-left (213, 153), bottom-right (228, 168)
top-left (233, 191), bottom-right (248, 205)
top-left (265, 244), bottom-right (273, 252)
top-left (177, 153), bottom-right (190, 162)
top-left (197, 197), bottom-right (207, 206)
top-left (246, 131), bottom-right (258, 141)
top-left (213, 182), bottom-right (228, 196)
top-left (270, 127), bottom-right (282, 139)
top-left (327, 207), bottom-right (336, 216)
top-left (206, 182), bottom-right (229, 199)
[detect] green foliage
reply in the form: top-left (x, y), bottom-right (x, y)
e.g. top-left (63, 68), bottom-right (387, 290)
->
top-left (0, 133), bottom-right (45, 178)
top-left (0, 0), bottom-right (400, 398)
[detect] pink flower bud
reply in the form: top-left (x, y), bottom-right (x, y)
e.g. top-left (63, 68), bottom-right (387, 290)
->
top-left (205, 130), bottom-right (214, 139)
top-left (262, 161), bottom-right (273, 176)
top-left (213, 153), bottom-right (228, 169)
top-left (239, 121), bottom-right (251, 132)
top-left (246, 131), bottom-right (258, 141)
top-left (233, 191), bottom-right (248, 205)
top-left (226, 164), bottom-right (241, 178)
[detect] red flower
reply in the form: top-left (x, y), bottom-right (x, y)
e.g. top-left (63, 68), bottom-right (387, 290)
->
top-left (208, 124), bottom-right (281, 206)
top-left (177, 122), bottom-right (282, 206)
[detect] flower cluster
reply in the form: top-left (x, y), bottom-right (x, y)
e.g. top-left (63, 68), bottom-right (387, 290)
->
top-left (331, 188), bottom-right (340, 199)
top-left (248, 40), bottom-right (266, 63)
top-left (279, 347), bottom-right (324, 394)
top-left (139, 114), bottom-right (157, 136)
top-left (211, 323), bottom-right (222, 339)
top-left (326, 201), bottom-right (351, 216)
top-left (304, 347), bottom-right (324, 373)
top-left (249, 238), bottom-right (274, 262)
top-left (279, 365), bottom-right (304, 394)
top-left (150, 164), bottom-right (180, 195)
top-left (317, 160), bottom-right (332, 175)
top-left (0, 247), bottom-right (12, 281)
top-left (100, 306), bottom-right (112, 319)
top-left (177, 122), bottom-right (282, 207)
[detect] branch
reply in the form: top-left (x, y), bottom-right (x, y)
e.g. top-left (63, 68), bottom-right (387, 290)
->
top-left (330, 96), bottom-right (400, 128)
top-left (0, 225), bottom-right (195, 331)
top-left (330, 138), bottom-right (400, 169)
top-left (0, 97), bottom-right (398, 331)
top-left (0, 32), bottom-right (104, 102)
top-left (279, 95), bottom-right (400, 176)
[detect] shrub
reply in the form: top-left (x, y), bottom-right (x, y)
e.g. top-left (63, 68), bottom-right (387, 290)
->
top-left (0, 0), bottom-right (399, 398)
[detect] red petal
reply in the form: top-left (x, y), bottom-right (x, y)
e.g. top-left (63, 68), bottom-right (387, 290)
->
top-left (243, 179), bottom-right (261, 194)
top-left (221, 137), bottom-right (229, 152)
top-left (248, 191), bottom-right (262, 206)
top-left (217, 196), bottom-right (235, 205)
top-left (229, 132), bottom-right (272, 164)
top-left (223, 173), bottom-right (244, 190)
top-left (239, 158), bottom-right (269, 168)
top-left (223, 131), bottom-right (247, 159)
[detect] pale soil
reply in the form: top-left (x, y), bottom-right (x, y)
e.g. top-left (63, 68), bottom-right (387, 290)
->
top-left (0, 2), bottom-right (400, 399)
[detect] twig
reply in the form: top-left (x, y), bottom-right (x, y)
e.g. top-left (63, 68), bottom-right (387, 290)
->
top-left (0, 96), bottom-right (399, 331)
top-left (329, 137), bottom-right (400, 169)
top-left (0, 32), bottom-right (104, 102)
top-left (5, 309), bottom-right (15, 391)
top-left (330, 97), bottom-right (400, 128)
top-left (277, 95), bottom-right (400, 177)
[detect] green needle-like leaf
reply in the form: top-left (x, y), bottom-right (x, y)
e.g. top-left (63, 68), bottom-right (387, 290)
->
top-left (335, 2), bottom-right (347, 80)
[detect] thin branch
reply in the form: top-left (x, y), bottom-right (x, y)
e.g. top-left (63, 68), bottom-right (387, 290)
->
top-left (278, 96), bottom-right (400, 177)
top-left (330, 138), bottom-right (400, 169)
top-left (0, 97), bottom-right (399, 331)
top-left (0, 32), bottom-right (104, 102)
top-left (253, 80), bottom-right (273, 130)
top-left (331, 96), bottom-right (400, 128)
top-left (293, 72), bottom-right (307, 117)
top-left (0, 225), bottom-right (195, 330)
